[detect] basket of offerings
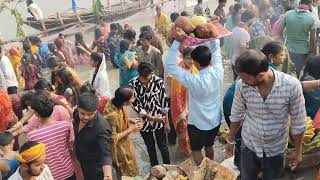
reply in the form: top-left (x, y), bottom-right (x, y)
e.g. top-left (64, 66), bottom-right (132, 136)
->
top-left (286, 117), bottom-right (320, 170)
top-left (170, 15), bottom-right (232, 47)
top-left (143, 158), bottom-right (238, 180)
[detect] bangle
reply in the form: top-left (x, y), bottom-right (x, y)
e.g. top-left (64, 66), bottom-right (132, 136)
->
top-left (226, 138), bottom-right (236, 145)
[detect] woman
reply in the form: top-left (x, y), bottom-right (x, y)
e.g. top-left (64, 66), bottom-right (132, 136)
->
top-left (224, 3), bottom-right (242, 58)
top-left (17, 54), bottom-right (40, 90)
top-left (8, 46), bottom-right (24, 89)
top-left (55, 68), bottom-right (81, 107)
top-left (103, 87), bottom-right (142, 178)
top-left (261, 41), bottom-right (296, 76)
top-left (79, 82), bottom-right (110, 113)
top-left (170, 47), bottom-right (198, 156)
top-left (0, 90), bottom-right (17, 132)
top-left (73, 32), bottom-right (91, 65)
top-left (91, 28), bottom-right (109, 56)
top-left (54, 38), bottom-right (74, 68)
top-left (115, 39), bottom-right (139, 87)
top-left (89, 52), bottom-right (111, 96)
top-left (301, 56), bottom-right (320, 119)
top-left (8, 79), bottom-right (73, 135)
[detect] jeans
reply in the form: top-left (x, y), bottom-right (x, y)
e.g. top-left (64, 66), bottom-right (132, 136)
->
top-left (140, 127), bottom-right (170, 166)
top-left (240, 144), bottom-right (285, 180)
top-left (167, 98), bottom-right (177, 145)
top-left (288, 52), bottom-right (308, 79)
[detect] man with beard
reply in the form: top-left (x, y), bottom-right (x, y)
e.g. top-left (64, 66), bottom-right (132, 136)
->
top-left (226, 50), bottom-right (306, 180)
top-left (9, 141), bottom-right (54, 180)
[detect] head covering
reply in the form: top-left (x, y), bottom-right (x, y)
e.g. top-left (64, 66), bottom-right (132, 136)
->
top-left (16, 143), bottom-right (46, 164)
top-left (0, 90), bottom-right (16, 132)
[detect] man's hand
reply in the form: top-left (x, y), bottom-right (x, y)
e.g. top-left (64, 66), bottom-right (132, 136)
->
top-left (289, 152), bottom-right (302, 171)
top-left (171, 26), bottom-right (187, 43)
top-left (164, 121), bottom-right (171, 134)
top-left (225, 140), bottom-right (235, 158)
top-left (150, 115), bottom-right (164, 122)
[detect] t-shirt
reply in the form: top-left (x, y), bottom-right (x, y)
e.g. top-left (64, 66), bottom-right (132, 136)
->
top-left (28, 3), bottom-right (43, 20)
top-left (8, 165), bottom-right (54, 180)
top-left (282, 9), bottom-right (316, 54)
top-left (28, 121), bottom-right (74, 180)
top-left (0, 55), bottom-right (18, 88)
top-left (230, 26), bottom-right (250, 65)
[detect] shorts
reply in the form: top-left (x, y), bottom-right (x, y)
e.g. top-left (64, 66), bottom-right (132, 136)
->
top-left (188, 124), bottom-right (221, 151)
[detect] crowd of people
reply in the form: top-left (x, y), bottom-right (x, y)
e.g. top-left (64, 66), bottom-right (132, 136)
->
top-left (0, 0), bottom-right (320, 179)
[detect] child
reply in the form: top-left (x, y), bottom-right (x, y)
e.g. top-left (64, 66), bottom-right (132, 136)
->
top-left (0, 132), bottom-right (19, 180)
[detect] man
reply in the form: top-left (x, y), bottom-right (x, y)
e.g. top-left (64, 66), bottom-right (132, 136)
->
top-left (0, 132), bottom-right (19, 179)
top-left (214, 0), bottom-right (227, 25)
top-left (250, 4), bottom-right (274, 38)
top-left (27, 93), bottom-right (75, 180)
top-left (26, 0), bottom-right (46, 33)
top-left (136, 31), bottom-right (164, 77)
top-left (154, 5), bottom-right (170, 37)
top-left (0, 46), bottom-right (18, 94)
top-left (9, 141), bottom-right (54, 180)
top-left (73, 93), bottom-right (113, 180)
top-left (166, 29), bottom-right (223, 165)
top-left (194, 0), bottom-right (203, 16)
top-left (230, 10), bottom-right (255, 80)
top-left (129, 62), bottom-right (170, 166)
top-left (281, 0), bottom-right (317, 78)
top-left (226, 50), bottom-right (306, 180)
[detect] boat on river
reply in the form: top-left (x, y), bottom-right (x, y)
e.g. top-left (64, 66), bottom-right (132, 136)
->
top-left (23, 0), bottom-right (150, 34)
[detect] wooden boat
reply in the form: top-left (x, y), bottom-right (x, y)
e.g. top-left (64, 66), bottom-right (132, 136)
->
top-left (23, 0), bottom-right (150, 34)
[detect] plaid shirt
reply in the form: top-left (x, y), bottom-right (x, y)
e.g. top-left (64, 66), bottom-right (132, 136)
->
top-left (230, 70), bottom-right (306, 158)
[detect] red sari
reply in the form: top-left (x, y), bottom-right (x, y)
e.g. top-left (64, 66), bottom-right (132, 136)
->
top-left (0, 90), bottom-right (17, 132)
top-left (170, 61), bottom-right (198, 156)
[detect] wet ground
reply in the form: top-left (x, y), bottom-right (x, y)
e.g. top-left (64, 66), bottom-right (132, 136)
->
top-left (40, 0), bottom-right (317, 179)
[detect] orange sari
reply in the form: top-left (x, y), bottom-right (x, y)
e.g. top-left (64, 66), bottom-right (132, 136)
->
top-left (170, 61), bottom-right (198, 156)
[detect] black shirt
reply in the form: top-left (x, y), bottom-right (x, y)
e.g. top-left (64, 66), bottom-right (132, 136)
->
top-left (73, 110), bottom-right (113, 179)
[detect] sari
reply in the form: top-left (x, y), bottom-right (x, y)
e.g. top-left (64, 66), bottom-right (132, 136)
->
top-left (0, 89), bottom-right (17, 132)
top-left (8, 47), bottom-right (24, 88)
top-left (103, 101), bottom-right (139, 177)
top-left (170, 62), bottom-right (198, 156)
top-left (114, 49), bottom-right (139, 87)
top-left (54, 38), bottom-right (74, 68)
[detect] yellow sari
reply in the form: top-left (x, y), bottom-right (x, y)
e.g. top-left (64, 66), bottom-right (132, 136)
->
top-left (103, 101), bottom-right (139, 177)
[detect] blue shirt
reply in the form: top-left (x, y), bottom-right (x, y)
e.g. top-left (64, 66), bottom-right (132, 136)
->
top-left (166, 40), bottom-right (224, 130)
top-left (1, 152), bottom-right (19, 180)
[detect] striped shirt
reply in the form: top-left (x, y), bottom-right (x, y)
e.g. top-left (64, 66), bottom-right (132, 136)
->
top-left (230, 70), bottom-right (306, 158)
top-left (130, 74), bottom-right (169, 132)
top-left (28, 121), bottom-right (75, 180)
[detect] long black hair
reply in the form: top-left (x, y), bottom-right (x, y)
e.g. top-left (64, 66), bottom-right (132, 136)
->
top-left (261, 41), bottom-right (284, 59)
top-left (75, 32), bottom-right (90, 55)
top-left (90, 52), bottom-right (103, 85)
top-left (303, 56), bottom-right (320, 80)
top-left (112, 87), bottom-right (134, 108)
top-left (34, 79), bottom-right (54, 92)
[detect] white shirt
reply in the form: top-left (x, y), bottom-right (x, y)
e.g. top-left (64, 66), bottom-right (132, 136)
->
top-left (89, 54), bottom-right (111, 96)
top-left (230, 26), bottom-right (250, 65)
top-left (8, 165), bottom-right (54, 180)
top-left (0, 55), bottom-right (18, 88)
top-left (28, 3), bottom-right (44, 20)
top-left (311, 6), bottom-right (320, 28)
